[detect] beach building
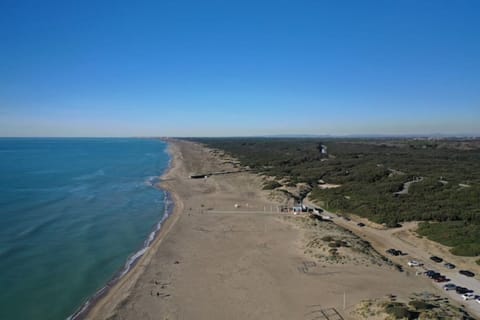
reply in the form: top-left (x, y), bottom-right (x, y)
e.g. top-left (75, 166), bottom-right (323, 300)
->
top-left (321, 145), bottom-right (328, 155)
top-left (292, 200), bottom-right (306, 214)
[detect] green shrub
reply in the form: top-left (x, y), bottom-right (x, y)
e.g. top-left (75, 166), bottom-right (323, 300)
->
top-left (262, 181), bottom-right (282, 190)
top-left (408, 300), bottom-right (434, 310)
top-left (328, 242), bottom-right (341, 248)
top-left (384, 303), bottom-right (418, 319)
top-left (321, 235), bottom-right (334, 242)
top-left (450, 244), bottom-right (480, 256)
top-left (417, 221), bottom-right (480, 256)
top-left (333, 240), bottom-right (348, 247)
top-left (192, 137), bottom-right (480, 256)
top-left (328, 248), bottom-right (338, 255)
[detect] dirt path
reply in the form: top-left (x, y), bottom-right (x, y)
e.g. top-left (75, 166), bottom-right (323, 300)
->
top-left (394, 177), bottom-right (423, 195)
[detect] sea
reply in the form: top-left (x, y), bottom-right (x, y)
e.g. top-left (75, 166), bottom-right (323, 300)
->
top-left (0, 138), bottom-right (171, 320)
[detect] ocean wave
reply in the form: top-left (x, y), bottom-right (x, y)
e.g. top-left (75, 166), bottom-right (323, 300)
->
top-left (16, 214), bottom-right (61, 240)
top-left (12, 186), bottom-right (69, 193)
top-left (11, 194), bottom-right (71, 214)
top-left (144, 176), bottom-right (160, 187)
top-left (68, 190), bottom-right (173, 320)
top-left (144, 152), bottom-right (157, 157)
top-left (73, 169), bottom-right (105, 181)
top-left (119, 191), bottom-right (172, 277)
top-left (0, 244), bottom-right (28, 260)
top-left (118, 247), bottom-right (148, 278)
top-left (66, 300), bottom-right (90, 320)
top-left (68, 184), bottom-right (89, 194)
top-left (29, 169), bottom-right (62, 175)
top-left (84, 194), bottom-right (96, 202)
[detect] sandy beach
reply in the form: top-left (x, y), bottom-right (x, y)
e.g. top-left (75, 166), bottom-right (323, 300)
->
top-left (86, 139), bottom-right (434, 320)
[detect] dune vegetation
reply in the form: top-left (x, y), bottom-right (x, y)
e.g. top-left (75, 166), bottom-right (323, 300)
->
top-left (189, 137), bottom-right (480, 256)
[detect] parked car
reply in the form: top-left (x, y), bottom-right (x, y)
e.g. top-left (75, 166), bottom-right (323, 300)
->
top-left (459, 270), bottom-right (475, 277)
top-left (430, 256), bottom-right (443, 263)
top-left (386, 249), bottom-right (405, 256)
top-left (386, 249), bottom-right (398, 256)
top-left (357, 222), bottom-right (365, 227)
top-left (444, 262), bottom-right (456, 269)
top-left (425, 270), bottom-right (438, 277)
top-left (476, 296), bottom-right (480, 304)
top-left (431, 273), bottom-right (444, 280)
top-left (385, 248), bottom-right (398, 256)
top-left (456, 287), bottom-right (472, 294)
top-left (443, 283), bottom-right (457, 291)
top-left (434, 276), bottom-right (449, 283)
top-left (462, 292), bottom-right (476, 300)
top-left (407, 260), bottom-right (423, 267)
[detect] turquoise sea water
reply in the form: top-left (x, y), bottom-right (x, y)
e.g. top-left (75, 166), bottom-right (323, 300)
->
top-left (0, 138), bottom-right (170, 320)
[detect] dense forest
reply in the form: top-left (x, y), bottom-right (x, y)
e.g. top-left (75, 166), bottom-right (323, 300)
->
top-left (188, 137), bottom-right (480, 256)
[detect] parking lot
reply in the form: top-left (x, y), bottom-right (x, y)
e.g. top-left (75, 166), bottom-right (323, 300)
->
top-left (420, 261), bottom-right (480, 316)
top-left (318, 210), bottom-right (480, 318)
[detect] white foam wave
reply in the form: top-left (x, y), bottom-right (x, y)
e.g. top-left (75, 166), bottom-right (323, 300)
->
top-left (66, 301), bottom-right (89, 320)
top-left (144, 176), bottom-right (160, 187)
top-left (144, 152), bottom-right (157, 157)
top-left (73, 169), bottom-right (105, 181)
top-left (84, 194), bottom-right (96, 202)
top-left (68, 190), bottom-right (173, 320)
top-left (119, 247), bottom-right (148, 278)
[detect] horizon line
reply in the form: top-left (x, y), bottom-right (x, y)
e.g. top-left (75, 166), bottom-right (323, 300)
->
top-left (1, 133), bottom-right (480, 139)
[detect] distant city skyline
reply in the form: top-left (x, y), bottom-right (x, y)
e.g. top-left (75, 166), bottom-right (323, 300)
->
top-left (1, 0), bottom-right (479, 137)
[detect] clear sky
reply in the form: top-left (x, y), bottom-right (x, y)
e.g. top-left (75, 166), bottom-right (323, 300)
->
top-left (1, 0), bottom-right (479, 137)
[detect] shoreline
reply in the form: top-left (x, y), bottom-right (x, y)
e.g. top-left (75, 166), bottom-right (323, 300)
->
top-left (72, 139), bottom-right (183, 320)
top-left (87, 139), bottom-right (436, 320)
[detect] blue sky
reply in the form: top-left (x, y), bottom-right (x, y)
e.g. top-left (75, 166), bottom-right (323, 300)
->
top-left (0, 0), bottom-right (479, 137)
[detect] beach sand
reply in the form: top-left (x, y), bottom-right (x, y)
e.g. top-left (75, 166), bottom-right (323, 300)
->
top-left (86, 139), bottom-right (433, 320)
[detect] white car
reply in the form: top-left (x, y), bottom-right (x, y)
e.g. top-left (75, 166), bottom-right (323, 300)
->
top-left (462, 292), bottom-right (475, 300)
top-left (407, 260), bottom-right (423, 267)
top-left (443, 283), bottom-right (456, 291)
top-left (476, 296), bottom-right (480, 304)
